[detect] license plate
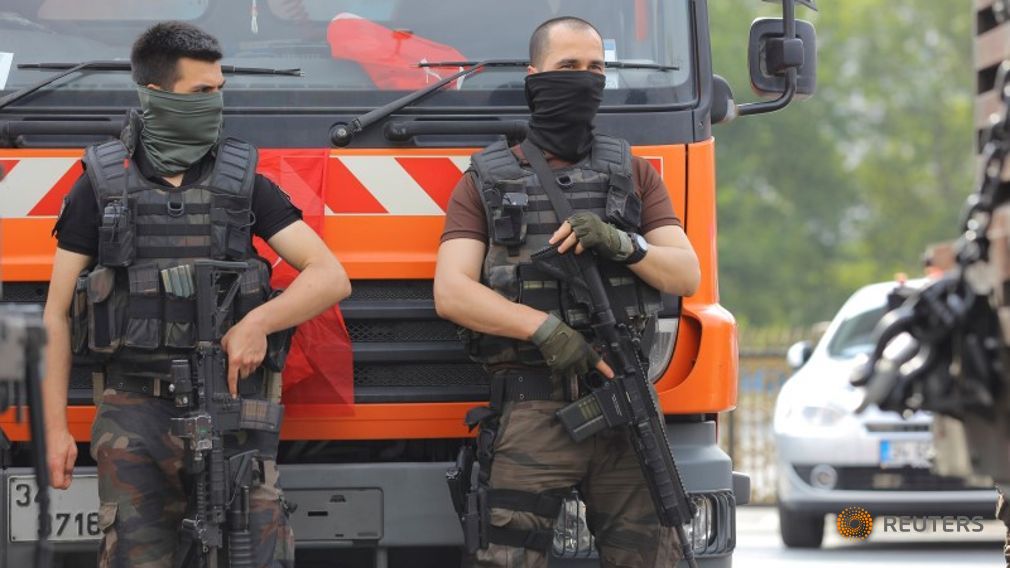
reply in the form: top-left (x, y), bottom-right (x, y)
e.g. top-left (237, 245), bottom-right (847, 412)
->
top-left (8, 475), bottom-right (101, 542)
top-left (880, 439), bottom-right (932, 468)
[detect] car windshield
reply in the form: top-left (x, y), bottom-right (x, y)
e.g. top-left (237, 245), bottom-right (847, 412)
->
top-left (0, 0), bottom-right (694, 110)
top-left (826, 304), bottom-right (888, 360)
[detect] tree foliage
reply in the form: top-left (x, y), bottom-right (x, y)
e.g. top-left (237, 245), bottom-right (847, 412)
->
top-left (710, 1), bottom-right (974, 326)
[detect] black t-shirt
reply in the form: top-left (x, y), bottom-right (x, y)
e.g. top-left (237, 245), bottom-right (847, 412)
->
top-left (54, 143), bottom-right (302, 257)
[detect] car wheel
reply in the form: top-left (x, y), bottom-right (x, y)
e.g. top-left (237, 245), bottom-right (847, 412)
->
top-left (778, 504), bottom-right (824, 548)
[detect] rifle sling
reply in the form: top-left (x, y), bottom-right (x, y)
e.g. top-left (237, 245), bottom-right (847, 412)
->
top-left (520, 141), bottom-right (576, 220)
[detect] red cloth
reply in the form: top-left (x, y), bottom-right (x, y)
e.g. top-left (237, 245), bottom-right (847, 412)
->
top-left (327, 13), bottom-right (467, 89)
top-left (255, 150), bottom-right (353, 410)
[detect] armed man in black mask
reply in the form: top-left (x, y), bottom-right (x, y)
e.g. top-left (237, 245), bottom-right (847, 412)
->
top-left (43, 22), bottom-right (350, 567)
top-left (435, 16), bottom-right (700, 567)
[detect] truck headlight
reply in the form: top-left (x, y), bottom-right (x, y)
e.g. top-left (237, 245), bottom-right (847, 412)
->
top-left (647, 318), bottom-right (679, 382)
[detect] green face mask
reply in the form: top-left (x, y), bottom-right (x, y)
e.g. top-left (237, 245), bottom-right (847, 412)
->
top-left (136, 86), bottom-right (224, 177)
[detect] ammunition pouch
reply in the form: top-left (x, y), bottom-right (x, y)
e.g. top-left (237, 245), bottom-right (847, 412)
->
top-left (210, 194), bottom-right (256, 260)
top-left (98, 197), bottom-right (136, 267)
top-left (84, 266), bottom-right (127, 358)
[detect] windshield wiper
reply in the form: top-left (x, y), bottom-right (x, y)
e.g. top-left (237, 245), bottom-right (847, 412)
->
top-left (330, 58), bottom-right (679, 147)
top-left (0, 61), bottom-right (302, 111)
top-left (330, 59), bottom-right (529, 147)
top-left (418, 59), bottom-right (679, 71)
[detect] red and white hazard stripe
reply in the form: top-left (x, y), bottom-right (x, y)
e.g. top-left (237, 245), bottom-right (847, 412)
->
top-left (0, 153), bottom-right (661, 218)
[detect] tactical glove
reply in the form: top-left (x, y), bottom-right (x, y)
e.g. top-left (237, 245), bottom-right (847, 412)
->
top-left (530, 314), bottom-right (600, 378)
top-left (568, 211), bottom-right (634, 261)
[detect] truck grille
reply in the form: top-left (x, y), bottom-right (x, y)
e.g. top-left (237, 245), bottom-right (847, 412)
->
top-left (8, 279), bottom-right (492, 405)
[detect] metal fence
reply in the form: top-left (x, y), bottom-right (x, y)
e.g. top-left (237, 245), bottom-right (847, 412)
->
top-left (719, 326), bottom-right (823, 504)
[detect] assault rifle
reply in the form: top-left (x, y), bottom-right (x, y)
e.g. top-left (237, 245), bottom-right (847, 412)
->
top-left (0, 304), bottom-right (50, 568)
top-left (171, 260), bottom-right (281, 568)
top-left (531, 245), bottom-right (699, 568)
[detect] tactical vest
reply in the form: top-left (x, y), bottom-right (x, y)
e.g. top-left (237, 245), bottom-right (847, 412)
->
top-left (465, 136), bottom-right (663, 367)
top-left (71, 138), bottom-right (280, 387)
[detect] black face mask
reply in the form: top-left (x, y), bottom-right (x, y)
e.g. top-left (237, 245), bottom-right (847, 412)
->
top-left (524, 70), bottom-right (606, 163)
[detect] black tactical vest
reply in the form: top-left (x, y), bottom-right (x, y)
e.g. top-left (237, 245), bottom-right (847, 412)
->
top-left (465, 136), bottom-right (662, 368)
top-left (74, 138), bottom-right (276, 383)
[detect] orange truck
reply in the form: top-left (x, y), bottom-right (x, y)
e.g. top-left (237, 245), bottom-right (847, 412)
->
top-left (0, 1), bottom-right (816, 566)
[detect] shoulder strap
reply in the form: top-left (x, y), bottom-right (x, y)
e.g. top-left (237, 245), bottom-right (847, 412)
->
top-left (83, 140), bottom-right (130, 204)
top-left (520, 140), bottom-right (574, 220)
top-left (470, 139), bottom-right (526, 189)
top-left (589, 135), bottom-right (633, 177)
top-left (208, 138), bottom-right (258, 199)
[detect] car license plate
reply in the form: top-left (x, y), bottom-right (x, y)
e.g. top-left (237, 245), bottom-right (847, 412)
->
top-left (8, 475), bottom-right (101, 542)
top-left (880, 439), bottom-right (932, 468)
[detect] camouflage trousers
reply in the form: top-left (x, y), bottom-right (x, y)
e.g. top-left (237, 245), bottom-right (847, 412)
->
top-left (471, 399), bottom-right (681, 568)
top-left (90, 389), bottom-right (294, 568)
top-left (998, 489), bottom-right (1010, 566)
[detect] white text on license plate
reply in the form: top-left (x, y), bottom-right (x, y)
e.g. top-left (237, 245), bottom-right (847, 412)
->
top-left (880, 439), bottom-right (932, 468)
top-left (8, 475), bottom-right (100, 542)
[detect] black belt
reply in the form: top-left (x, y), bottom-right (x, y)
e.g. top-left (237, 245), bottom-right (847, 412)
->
top-left (106, 374), bottom-right (175, 400)
top-left (489, 368), bottom-right (559, 408)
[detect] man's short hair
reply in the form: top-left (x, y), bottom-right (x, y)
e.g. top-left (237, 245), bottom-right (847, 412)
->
top-left (131, 21), bottom-right (222, 88)
top-left (529, 16), bottom-right (603, 68)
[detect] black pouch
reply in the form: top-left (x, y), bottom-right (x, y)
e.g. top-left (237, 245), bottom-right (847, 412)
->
top-left (604, 169), bottom-right (642, 232)
top-left (98, 199), bottom-right (135, 267)
top-left (70, 271), bottom-right (89, 355)
top-left (486, 183), bottom-right (529, 247)
top-left (210, 195), bottom-right (254, 260)
top-left (124, 264), bottom-right (162, 349)
top-left (87, 266), bottom-right (126, 355)
top-left (163, 299), bottom-right (196, 348)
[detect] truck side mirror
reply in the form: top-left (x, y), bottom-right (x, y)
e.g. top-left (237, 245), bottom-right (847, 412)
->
top-left (748, 18), bottom-right (817, 98)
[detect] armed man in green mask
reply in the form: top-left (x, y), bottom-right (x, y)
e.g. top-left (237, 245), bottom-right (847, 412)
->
top-left (42, 21), bottom-right (351, 567)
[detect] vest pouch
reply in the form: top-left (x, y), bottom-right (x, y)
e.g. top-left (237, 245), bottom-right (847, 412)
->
top-left (604, 170), bottom-right (641, 232)
top-left (86, 266), bottom-right (126, 355)
top-left (70, 271), bottom-right (89, 355)
top-left (210, 195), bottom-right (254, 260)
top-left (486, 185), bottom-right (529, 247)
top-left (98, 199), bottom-right (135, 267)
top-left (486, 265), bottom-right (520, 302)
top-left (264, 324), bottom-right (294, 372)
top-left (124, 265), bottom-right (162, 350)
top-left (163, 301), bottom-right (196, 348)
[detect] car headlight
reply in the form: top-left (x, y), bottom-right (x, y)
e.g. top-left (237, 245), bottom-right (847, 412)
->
top-left (647, 318), bottom-right (679, 382)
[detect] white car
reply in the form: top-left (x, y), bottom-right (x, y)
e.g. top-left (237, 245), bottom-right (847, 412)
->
top-left (772, 279), bottom-right (998, 548)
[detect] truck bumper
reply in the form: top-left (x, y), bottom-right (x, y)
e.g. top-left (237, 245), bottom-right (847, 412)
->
top-left (2, 421), bottom-right (738, 566)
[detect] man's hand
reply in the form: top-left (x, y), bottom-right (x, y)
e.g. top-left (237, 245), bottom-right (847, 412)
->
top-left (531, 314), bottom-right (614, 379)
top-left (221, 316), bottom-right (268, 397)
top-left (550, 211), bottom-right (633, 261)
top-left (47, 428), bottom-right (77, 490)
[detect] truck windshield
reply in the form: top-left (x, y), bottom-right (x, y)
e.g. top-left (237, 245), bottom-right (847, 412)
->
top-left (0, 0), bottom-right (694, 110)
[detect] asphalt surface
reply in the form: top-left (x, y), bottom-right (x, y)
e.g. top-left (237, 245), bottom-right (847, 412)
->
top-left (735, 506), bottom-right (1006, 567)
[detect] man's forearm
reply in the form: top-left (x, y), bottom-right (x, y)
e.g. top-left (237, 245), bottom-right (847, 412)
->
top-left (243, 261), bottom-right (350, 335)
top-left (627, 245), bottom-right (700, 296)
top-left (41, 313), bottom-right (72, 432)
top-left (435, 275), bottom-right (548, 341)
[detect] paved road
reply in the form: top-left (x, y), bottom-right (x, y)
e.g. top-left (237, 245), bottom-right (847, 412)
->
top-left (735, 506), bottom-right (1006, 567)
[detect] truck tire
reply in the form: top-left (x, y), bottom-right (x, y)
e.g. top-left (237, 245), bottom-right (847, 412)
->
top-left (778, 505), bottom-right (824, 548)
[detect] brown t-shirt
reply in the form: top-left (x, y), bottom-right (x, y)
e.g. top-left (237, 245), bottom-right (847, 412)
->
top-left (441, 145), bottom-right (681, 243)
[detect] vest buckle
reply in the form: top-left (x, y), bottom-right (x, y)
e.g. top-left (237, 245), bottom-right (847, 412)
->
top-left (555, 174), bottom-right (574, 190)
top-left (167, 201), bottom-right (186, 217)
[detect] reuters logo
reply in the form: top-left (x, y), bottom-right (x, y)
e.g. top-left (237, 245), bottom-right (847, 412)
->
top-left (836, 506), bottom-right (873, 540)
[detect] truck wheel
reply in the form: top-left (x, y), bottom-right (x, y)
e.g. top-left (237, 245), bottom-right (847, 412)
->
top-left (778, 505), bottom-right (824, 548)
